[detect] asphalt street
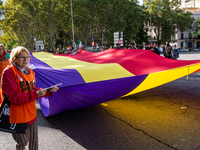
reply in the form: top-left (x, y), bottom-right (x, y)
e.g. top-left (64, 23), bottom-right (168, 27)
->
top-left (1, 51), bottom-right (200, 150)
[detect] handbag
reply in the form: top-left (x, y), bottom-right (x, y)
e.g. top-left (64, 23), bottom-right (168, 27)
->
top-left (0, 95), bottom-right (27, 134)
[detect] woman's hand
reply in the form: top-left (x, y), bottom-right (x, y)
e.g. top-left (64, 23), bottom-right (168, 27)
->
top-left (37, 89), bottom-right (47, 97)
top-left (49, 86), bottom-right (59, 92)
top-left (37, 86), bottom-right (59, 97)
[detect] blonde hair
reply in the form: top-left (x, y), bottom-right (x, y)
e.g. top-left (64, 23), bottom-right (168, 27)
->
top-left (10, 46), bottom-right (31, 63)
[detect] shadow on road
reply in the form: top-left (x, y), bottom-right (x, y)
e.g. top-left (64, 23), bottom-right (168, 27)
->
top-left (36, 72), bottom-right (200, 150)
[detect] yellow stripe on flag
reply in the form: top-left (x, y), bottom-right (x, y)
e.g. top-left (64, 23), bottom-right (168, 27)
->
top-left (123, 63), bottom-right (200, 96)
top-left (32, 52), bottom-right (134, 83)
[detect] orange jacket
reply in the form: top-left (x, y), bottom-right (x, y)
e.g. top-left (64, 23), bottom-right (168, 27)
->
top-left (0, 56), bottom-right (10, 76)
top-left (7, 65), bottom-right (36, 123)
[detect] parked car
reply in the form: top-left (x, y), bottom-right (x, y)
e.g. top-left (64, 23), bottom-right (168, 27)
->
top-left (194, 47), bottom-right (200, 51)
top-left (179, 48), bottom-right (189, 52)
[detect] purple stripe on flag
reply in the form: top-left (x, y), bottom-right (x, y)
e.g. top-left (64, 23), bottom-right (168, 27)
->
top-left (34, 68), bottom-right (85, 88)
top-left (39, 74), bottom-right (148, 117)
top-left (30, 53), bottom-right (52, 69)
top-left (30, 53), bottom-right (86, 88)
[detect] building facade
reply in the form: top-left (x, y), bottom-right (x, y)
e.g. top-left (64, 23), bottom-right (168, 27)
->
top-left (174, 0), bottom-right (200, 49)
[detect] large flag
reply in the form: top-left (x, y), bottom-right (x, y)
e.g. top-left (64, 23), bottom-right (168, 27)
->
top-left (30, 49), bottom-right (200, 117)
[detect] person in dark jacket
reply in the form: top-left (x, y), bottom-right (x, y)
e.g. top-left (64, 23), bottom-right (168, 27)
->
top-left (114, 43), bottom-right (121, 49)
top-left (164, 46), bottom-right (173, 58)
top-left (129, 42), bottom-right (137, 49)
top-left (149, 41), bottom-right (160, 55)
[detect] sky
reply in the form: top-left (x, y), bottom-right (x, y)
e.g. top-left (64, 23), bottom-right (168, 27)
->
top-left (138, 0), bottom-right (144, 5)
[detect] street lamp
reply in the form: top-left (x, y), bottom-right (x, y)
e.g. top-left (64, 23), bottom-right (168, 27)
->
top-left (70, 0), bottom-right (75, 49)
top-left (150, 1), bottom-right (152, 43)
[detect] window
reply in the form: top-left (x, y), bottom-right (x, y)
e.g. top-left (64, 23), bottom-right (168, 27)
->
top-left (181, 33), bottom-right (184, 39)
top-left (188, 42), bottom-right (192, 48)
top-left (197, 42), bottom-right (200, 48)
top-left (189, 33), bottom-right (192, 39)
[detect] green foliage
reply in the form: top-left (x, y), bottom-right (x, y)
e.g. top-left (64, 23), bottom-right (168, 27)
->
top-left (0, 0), bottom-right (146, 49)
top-left (192, 17), bottom-right (200, 37)
top-left (0, 31), bottom-right (19, 49)
top-left (73, 0), bottom-right (145, 47)
top-left (143, 0), bottom-right (193, 46)
top-left (0, 0), bottom-right (195, 50)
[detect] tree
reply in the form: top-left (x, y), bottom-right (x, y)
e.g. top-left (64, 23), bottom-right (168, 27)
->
top-left (143, 0), bottom-right (193, 47)
top-left (73, 0), bottom-right (145, 48)
top-left (192, 17), bottom-right (200, 37)
top-left (0, 0), bottom-right (150, 50)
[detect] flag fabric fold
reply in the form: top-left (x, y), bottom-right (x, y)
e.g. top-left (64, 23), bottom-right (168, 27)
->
top-left (30, 49), bottom-right (200, 117)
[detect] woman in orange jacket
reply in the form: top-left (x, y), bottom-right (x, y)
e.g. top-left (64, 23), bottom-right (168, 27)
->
top-left (1, 46), bottom-right (59, 150)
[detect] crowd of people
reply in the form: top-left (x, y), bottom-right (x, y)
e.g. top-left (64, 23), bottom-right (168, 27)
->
top-left (49, 40), bottom-right (179, 57)
top-left (38, 40), bottom-right (180, 60)
top-left (164, 41), bottom-right (179, 59)
top-left (113, 41), bottom-right (179, 59)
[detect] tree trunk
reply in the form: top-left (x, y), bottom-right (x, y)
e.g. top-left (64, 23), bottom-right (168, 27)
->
top-left (50, 22), bottom-right (56, 53)
top-left (48, 0), bottom-right (56, 53)
top-left (63, 30), bottom-right (67, 51)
